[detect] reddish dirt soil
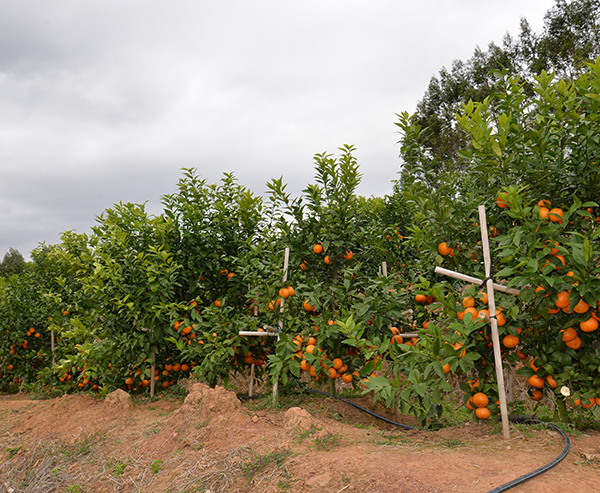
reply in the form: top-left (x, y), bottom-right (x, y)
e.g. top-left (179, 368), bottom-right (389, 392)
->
top-left (0, 385), bottom-right (598, 492)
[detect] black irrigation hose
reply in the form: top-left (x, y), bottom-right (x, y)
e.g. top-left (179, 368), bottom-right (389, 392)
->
top-left (293, 390), bottom-right (571, 493)
top-left (487, 416), bottom-right (571, 493)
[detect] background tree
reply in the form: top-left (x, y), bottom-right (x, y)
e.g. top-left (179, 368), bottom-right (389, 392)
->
top-left (404, 0), bottom-right (600, 181)
top-left (0, 248), bottom-right (27, 278)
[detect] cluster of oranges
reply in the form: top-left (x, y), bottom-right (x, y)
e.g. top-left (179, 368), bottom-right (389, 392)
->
top-left (293, 331), bottom-right (360, 383)
top-left (302, 243), bottom-right (354, 269)
top-left (466, 391), bottom-right (492, 419)
top-left (537, 199), bottom-right (564, 223)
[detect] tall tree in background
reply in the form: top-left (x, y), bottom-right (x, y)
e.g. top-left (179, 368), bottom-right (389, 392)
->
top-left (401, 0), bottom-right (600, 184)
top-left (0, 248), bottom-right (27, 278)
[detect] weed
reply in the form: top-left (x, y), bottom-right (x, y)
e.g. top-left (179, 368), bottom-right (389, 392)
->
top-left (145, 427), bottom-right (160, 436)
top-left (195, 420), bottom-right (209, 429)
top-left (241, 448), bottom-right (293, 480)
top-left (61, 431), bottom-right (105, 460)
top-left (440, 438), bottom-right (465, 448)
top-left (6, 446), bottom-right (21, 459)
top-left (312, 432), bottom-right (342, 451)
top-left (108, 460), bottom-right (128, 477)
top-left (293, 424), bottom-right (319, 443)
top-left (66, 485), bottom-right (84, 493)
top-left (150, 459), bottom-right (164, 474)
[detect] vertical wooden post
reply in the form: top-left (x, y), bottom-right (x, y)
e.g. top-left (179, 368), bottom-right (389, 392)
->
top-left (478, 205), bottom-right (511, 440)
top-left (249, 363), bottom-right (256, 397)
top-left (150, 351), bottom-right (156, 398)
top-left (51, 330), bottom-right (56, 367)
top-left (273, 247), bottom-right (290, 405)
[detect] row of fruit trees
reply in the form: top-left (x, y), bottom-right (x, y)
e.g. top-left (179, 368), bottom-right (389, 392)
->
top-left (1, 59), bottom-right (600, 427)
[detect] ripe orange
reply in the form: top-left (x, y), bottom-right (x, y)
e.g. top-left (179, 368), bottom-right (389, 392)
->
top-left (312, 243), bottom-right (323, 254)
top-left (475, 407), bottom-right (491, 419)
top-left (442, 362), bottom-right (451, 374)
top-left (502, 334), bottom-right (519, 349)
top-left (528, 375), bottom-right (545, 389)
top-left (561, 327), bottom-right (577, 342)
top-left (573, 299), bottom-right (590, 314)
top-left (300, 261), bottom-right (308, 270)
top-left (477, 292), bottom-right (489, 304)
top-left (530, 390), bottom-right (543, 401)
top-left (472, 392), bottom-right (489, 408)
top-left (545, 375), bottom-right (558, 388)
top-left (581, 398), bottom-right (596, 409)
top-left (341, 372), bottom-right (353, 383)
top-left (496, 192), bottom-right (509, 209)
top-left (539, 207), bottom-right (550, 219)
top-left (287, 286), bottom-right (295, 296)
top-left (279, 287), bottom-right (290, 298)
top-left (125, 377), bottom-right (134, 386)
top-left (548, 208), bottom-right (564, 223)
top-left (332, 358), bottom-right (343, 370)
top-left (462, 296), bottom-right (475, 308)
top-left (327, 368), bottom-right (339, 379)
top-left (538, 199), bottom-right (551, 208)
top-left (214, 300), bottom-right (222, 308)
top-left (300, 359), bottom-right (310, 371)
top-left (415, 294), bottom-right (427, 304)
top-left (463, 307), bottom-right (478, 320)
top-left (324, 255), bottom-right (332, 264)
top-left (392, 334), bottom-right (404, 344)
top-left (565, 336), bottom-right (582, 349)
top-left (303, 300), bottom-right (315, 312)
top-left (343, 250), bottom-right (353, 260)
top-left (438, 242), bottom-right (452, 256)
top-left (580, 317), bottom-right (598, 333)
top-left (555, 290), bottom-right (570, 309)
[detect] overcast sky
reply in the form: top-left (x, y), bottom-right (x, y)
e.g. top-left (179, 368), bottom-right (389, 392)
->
top-left (1, 0), bottom-right (555, 259)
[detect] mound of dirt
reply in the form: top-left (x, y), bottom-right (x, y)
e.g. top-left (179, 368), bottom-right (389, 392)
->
top-left (0, 388), bottom-right (598, 492)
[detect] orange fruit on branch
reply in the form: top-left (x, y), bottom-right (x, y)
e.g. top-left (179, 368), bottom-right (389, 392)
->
top-left (475, 407), bottom-right (491, 419)
top-left (496, 192), bottom-right (509, 209)
top-left (472, 392), bottom-right (489, 408)
top-left (548, 208), bottom-right (564, 223)
top-left (312, 243), bottom-right (323, 254)
top-left (528, 375), bottom-right (545, 389)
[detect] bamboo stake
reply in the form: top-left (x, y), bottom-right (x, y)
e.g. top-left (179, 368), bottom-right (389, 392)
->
top-left (478, 204), bottom-right (511, 440)
top-left (434, 267), bottom-right (520, 296)
top-left (249, 363), bottom-right (255, 397)
top-left (150, 351), bottom-right (156, 398)
top-left (273, 247), bottom-right (290, 404)
top-left (51, 330), bottom-right (56, 367)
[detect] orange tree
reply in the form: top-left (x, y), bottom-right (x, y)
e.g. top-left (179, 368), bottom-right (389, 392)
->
top-left (48, 203), bottom-right (184, 393)
top-left (0, 245), bottom-right (68, 391)
top-left (262, 145), bottom-right (416, 392)
top-left (162, 169), bottom-right (264, 308)
top-left (386, 57), bottom-right (600, 423)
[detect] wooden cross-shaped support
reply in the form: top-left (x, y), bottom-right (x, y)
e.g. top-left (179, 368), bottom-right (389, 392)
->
top-left (238, 247), bottom-right (289, 402)
top-left (435, 205), bottom-right (520, 440)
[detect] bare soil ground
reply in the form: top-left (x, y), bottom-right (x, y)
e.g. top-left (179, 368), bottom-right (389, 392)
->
top-left (0, 384), bottom-right (599, 493)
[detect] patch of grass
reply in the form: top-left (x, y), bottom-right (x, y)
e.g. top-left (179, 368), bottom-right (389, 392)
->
top-left (145, 427), bottom-right (161, 436)
top-left (150, 459), bottom-right (163, 474)
top-left (241, 448), bottom-right (293, 480)
top-left (312, 432), bottom-right (342, 451)
top-left (195, 420), bottom-right (209, 429)
top-left (373, 432), bottom-right (411, 446)
top-left (439, 438), bottom-right (466, 448)
top-left (106, 458), bottom-right (128, 477)
top-left (6, 446), bottom-right (21, 459)
top-left (61, 431), bottom-right (105, 460)
top-left (66, 485), bottom-right (84, 493)
top-left (293, 424), bottom-right (320, 444)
